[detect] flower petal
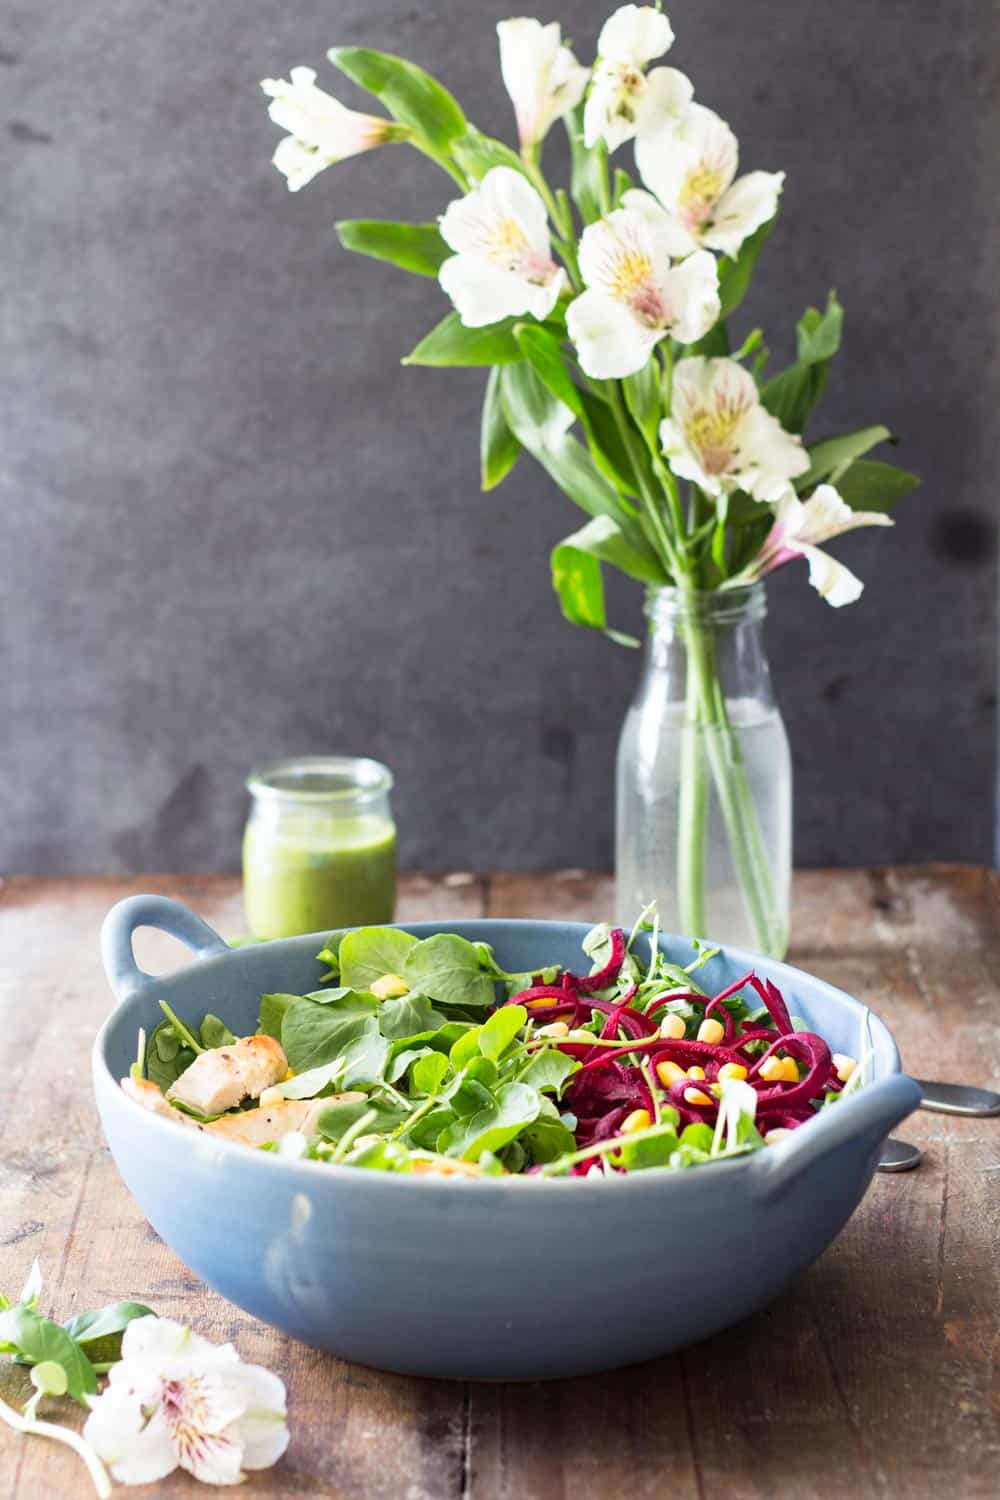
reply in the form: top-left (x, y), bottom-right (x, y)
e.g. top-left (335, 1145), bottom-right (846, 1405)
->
top-left (659, 250), bottom-right (720, 344)
top-left (439, 256), bottom-right (562, 326)
top-left (795, 483), bottom-right (894, 544)
top-left (85, 1402), bottom-right (179, 1488)
top-left (440, 167), bottom-right (550, 257)
top-left (497, 19), bottom-right (588, 147)
top-left (737, 405), bottom-right (810, 501)
top-left (635, 66), bottom-right (694, 138)
top-left (598, 4), bottom-right (674, 66)
top-left (271, 136), bottom-right (334, 192)
top-left (703, 170), bottom-right (785, 258)
top-left (799, 545), bottom-right (865, 606)
top-left (636, 103), bottom-right (738, 235)
top-left (620, 188), bottom-right (696, 257)
top-left (659, 416), bottom-right (723, 495)
top-left (567, 288), bottom-right (662, 378)
top-left (182, 1428), bottom-right (246, 1487)
top-left (120, 1317), bottom-right (218, 1365)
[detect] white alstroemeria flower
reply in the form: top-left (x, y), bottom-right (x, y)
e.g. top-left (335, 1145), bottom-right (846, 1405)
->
top-left (637, 103), bottom-right (784, 257)
top-left (261, 67), bottom-right (405, 191)
top-left (584, 5), bottom-right (693, 154)
top-left (567, 195), bottom-right (719, 377)
top-left (751, 485), bottom-right (894, 606)
top-left (659, 356), bottom-right (808, 501)
top-left (497, 18), bottom-right (590, 149)
top-left (438, 167), bottom-right (566, 327)
top-left (83, 1316), bottom-right (288, 1488)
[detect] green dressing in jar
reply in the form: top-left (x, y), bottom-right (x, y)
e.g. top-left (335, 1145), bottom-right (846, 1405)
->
top-left (242, 757), bottom-right (396, 938)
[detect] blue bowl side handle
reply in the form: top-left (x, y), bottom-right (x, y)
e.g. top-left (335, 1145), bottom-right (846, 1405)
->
top-left (749, 1073), bottom-right (922, 1201)
top-left (100, 894), bottom-right (230, 1005)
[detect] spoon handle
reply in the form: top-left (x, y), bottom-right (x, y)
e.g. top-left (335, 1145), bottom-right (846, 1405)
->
top-left (915, 1079), bottom-right (1000, 1117)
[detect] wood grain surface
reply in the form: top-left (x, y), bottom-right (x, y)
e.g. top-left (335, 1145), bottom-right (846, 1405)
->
top-left (1, 868), bottom-right (998, 1500)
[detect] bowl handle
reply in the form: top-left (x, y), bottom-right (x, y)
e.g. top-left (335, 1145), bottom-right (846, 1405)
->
top-left (749, 1073), bottom-right (922, 1201)
top-left (101, 894), bottom-right (229, 1004)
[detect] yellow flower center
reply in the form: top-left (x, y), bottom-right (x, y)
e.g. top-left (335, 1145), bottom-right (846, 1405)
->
top-left (684, 404), bottom-right (745, 474)
top-left (680, 165), bottom-right (723, 231)
top-left (487, 216), bottom-right (530, 268)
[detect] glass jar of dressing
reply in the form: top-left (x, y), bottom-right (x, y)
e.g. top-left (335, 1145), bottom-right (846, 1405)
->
top-left (242, 756), bottom-right (396, 938)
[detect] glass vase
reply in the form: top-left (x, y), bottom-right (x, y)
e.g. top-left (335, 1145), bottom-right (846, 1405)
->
top-left (615, 584), bottom-right (791, 957)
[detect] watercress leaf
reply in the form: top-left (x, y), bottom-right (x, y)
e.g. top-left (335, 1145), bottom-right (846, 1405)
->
top-left (404, 934), bottom-right (496, 1009)
top-left (448, 1078), bottom-right (496, 1118)
top-left (317, 1096), bottom-right (405, 1142)
top-left (281, 992), bottom-right (379, 1072)
top-left (450, 1026), bottom-right (484, 1069)
top-left (336, 219), bottom-right (449, 278)
top-left (477, 1004), bottom-right (526, 1062)
top-left (516, 1048), bottom-right (581, 1095)
top-left (388, 1046), bottom-right (432, 1083)
top-left (145, 1021), bottom-right (195, 1091)
top-left (378, 993), bottom-right (447, 1042)
top-left (439, 1081), bottom-right (542, 1161)
top-left (199, 1014), bottom-right (236, 1050)
top-left (349, 1139), bottom-right (412, 1172)
top-left (464, 1056), bottom-right (499, 1089)
top-left (481, 367), bottom-right (520, 490)
top-left (679, 1122), bottom-right (715, 1153)
top-left (258, 992), bottom-right (300, 1040)
top-left (327, 47), bottom-right (466, 150)
top-left (0, 1306), bottom-right (98, 1405)
top-left (404, 313), bottom-right (523, 367)
top-left (614, 1128), bottom-right (679, 1171)
top-left (304, 986), bottom-right (355, 1005)
top-left (411, 1051), bottom-right (449, 1096)
top-left (582, 923), bottom-right (612, 960)
top-left (340, 1027), bottom-right (390, 1088)
top-left (832, 458), bottom-right (919, 513)
top-left (339, 928), bottom-right (418, 989)
top-left (798, 425), bottom-right (892, 490)
top-left (279, 1058), bottom-right (347, 1099)
top-left (315, 930), bottom-right (348, 981)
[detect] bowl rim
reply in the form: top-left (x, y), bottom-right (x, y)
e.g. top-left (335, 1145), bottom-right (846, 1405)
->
top-left (93, 917), bottom-right (902, 1194)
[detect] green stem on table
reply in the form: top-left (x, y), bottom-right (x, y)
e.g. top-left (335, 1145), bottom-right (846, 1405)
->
top-left (677, 656), bottom-right (708, 939)
top-left (0, 1395), bottom-right (112, 1499)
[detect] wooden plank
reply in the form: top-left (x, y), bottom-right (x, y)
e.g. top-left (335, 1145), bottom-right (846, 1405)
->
top-left (2, 869), bottom-right (999, 1499)
top-left (0, 873), bottom-right (482, 1500)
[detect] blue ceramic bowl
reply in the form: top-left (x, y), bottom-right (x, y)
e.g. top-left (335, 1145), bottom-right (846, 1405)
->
top-left (94, 896), bottom-right (919, 1380)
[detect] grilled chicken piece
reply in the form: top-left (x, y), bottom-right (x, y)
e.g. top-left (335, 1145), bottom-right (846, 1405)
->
top-left (121, 1075), bottom-right (364, 1146)
top-left (166, 1034), bottom-right (287, 1115)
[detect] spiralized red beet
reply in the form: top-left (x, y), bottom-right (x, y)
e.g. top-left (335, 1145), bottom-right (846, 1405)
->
top-left (513, 957), bottom-right (841, 1161)
top-left (572, 928), bottom-right (627, 994)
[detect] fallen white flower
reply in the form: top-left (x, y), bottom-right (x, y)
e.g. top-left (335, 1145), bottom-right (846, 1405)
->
top-left (83, 1316), bottom-right (289, 1487)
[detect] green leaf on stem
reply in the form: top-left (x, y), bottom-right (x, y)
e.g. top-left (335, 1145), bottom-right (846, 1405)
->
top-left (686, 321), bottom-right (730, 359)
top-left (404, 312), bottom-right (523, 366)
top-left (799, 425), bottom-right (893, 490)
top-left (452, 128), bottom-right (527, 181)
top-left (327, 48), bottom-right (466, 150)
top-left (622, 361), bottom-right (662, 451)
top-left (551, 515), bottom-right (659, 642)
top-left (336, 219), bottom-right (450, 277)
top-left (480, 368), bottom-right (520, 490)
top-left (760, 292), bottom-right (843, 434)
top-left (565, 104), bottom-right (606, 223)
top-left (717, 215), bottom-right (776, 320)
top-left (832, 458), bottom-right (919, 512)
top-left (612, 167), bottom-right (637, 207)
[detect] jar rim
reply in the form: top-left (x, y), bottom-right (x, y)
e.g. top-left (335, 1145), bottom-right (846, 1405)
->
top-left (246, 755), bottom-right (394, 805)
top-left (645, 581), bottom-right (766, 625)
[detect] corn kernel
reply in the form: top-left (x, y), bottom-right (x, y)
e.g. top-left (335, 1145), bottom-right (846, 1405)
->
top-left (259, 1085), bottom-right (285, 1108)
top-left (832, 1052), bottom-right (857, 1083)
top-left (659, 1013), bottom-right (687, 1040)
top-left (765, 1127), bottom-right (792, 1145)
top-left (370, 973), bottom-right (409, 1000)
top-left (656, 1059), bottom-right (687, 1087)
top-left (781, 1057), bottom-right (800, 1083)
top-left (684, 1087), bottom-right (712, 1106)
top-left (759, 1056), bottom-right (786, 1083)
top-left (566, 1028), bottom-right (598, 1043)
top-left (537, 1021), bottom-right (570, 1038)
top-left (621, 1109), bottom-right (651, 1134)
top-left (717, 1063), bottom-right (748, 1082)
top-left (687, 1065), bottom-right (706, 1080)
top-left (697, 1017), bottom-right (725, 1046)
top-left (284, 1068), bottom-right (296, 1081)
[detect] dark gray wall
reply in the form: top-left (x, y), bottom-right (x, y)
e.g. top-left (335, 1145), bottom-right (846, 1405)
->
top-left (3, 2), bottom-right (997, 875)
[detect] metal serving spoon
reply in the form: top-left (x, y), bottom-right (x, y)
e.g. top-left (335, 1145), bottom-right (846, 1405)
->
top-left (877, 1079), bottom-right (1000, 1172)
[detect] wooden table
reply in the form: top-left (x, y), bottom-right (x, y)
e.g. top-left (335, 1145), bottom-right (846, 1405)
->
top-left (2, 867), bottom-right (998, 1499)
